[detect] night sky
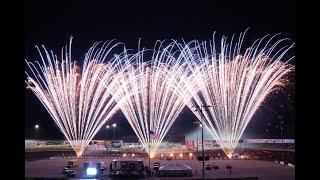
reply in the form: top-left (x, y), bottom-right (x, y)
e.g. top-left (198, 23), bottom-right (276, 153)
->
top-left (25, 0), bottom-right (295, 140)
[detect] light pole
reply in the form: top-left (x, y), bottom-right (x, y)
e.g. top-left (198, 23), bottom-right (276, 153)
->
top-left (106, 125), bottom-right (110, 140)
top-left (280, 120), bottom-right (284, 162)
top-left (35, 124), bottom-right (39, 140)
top-left (266, 123), bottom-right (271, 139)
top-left (194, 105), bottom-right (211, 179)
top-left (200, 121), bottom-right (204, 179)
top-left (149, 131), bottom-right (151, 175)
top-left (112, 123), bottom-right (116, 140)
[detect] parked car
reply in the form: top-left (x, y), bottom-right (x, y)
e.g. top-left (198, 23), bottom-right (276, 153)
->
top-left (63, 165), bottom-right (72, 174)
top-left (67, 169), bottom-right (76, 178)
top-left (154, 162), bottom-right (160, 171)
top-left (212, 163), bottom-right (219, 169)
top-left (205, 164), bottom-right (212, 170)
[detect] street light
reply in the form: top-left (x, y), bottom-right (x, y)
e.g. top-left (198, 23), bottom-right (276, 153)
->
top-left (280, 120), bottom-right (284, 162)
top-left (106, 125), bottom-right (110, 140)
top-left (112, 123), bottom-right (116, 140)
top-left (193, 105), bottom-right (211, 179)
top-left (35, 124), bottom-right (39, 140)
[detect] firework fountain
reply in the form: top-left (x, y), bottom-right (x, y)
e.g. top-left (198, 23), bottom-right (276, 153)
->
top-left (25, 38), bottom-right (126, 156)
top-left (106, 42), bottom-right (192, 157)
top-left (25, 31), bottom-right (294, 159)
top-left (168, 32), bottom-right (295, 158)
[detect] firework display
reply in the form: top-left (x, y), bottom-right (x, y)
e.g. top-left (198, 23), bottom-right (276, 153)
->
top-left (25, 39), bottom-right (124, 156)
top-left (106, 43), bottom-right (189, 157)
top-left (26, 32), bottom-right (294, 157)
top-left (169, 32), bottom-right (294, 157)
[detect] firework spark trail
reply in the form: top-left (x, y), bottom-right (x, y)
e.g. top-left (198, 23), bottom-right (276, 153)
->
top-left (25, 38), bottom-right (124, 156)
top-left (106, 42), bottom-right (190, 157)
top-left (25, 32), bottom-right (294, 158)
top-left (169, 32), bottom-right (294, 157)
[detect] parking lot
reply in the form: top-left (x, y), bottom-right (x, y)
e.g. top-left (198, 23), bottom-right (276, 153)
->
top-left (25, 157), bottom-right (294, 179)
